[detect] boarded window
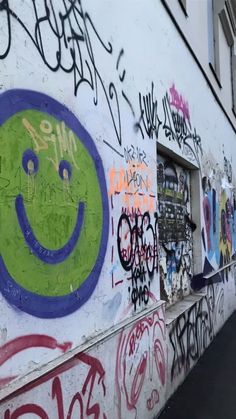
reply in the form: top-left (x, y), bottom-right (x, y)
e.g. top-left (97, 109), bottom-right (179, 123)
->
top-left (157, 155), bottom-right (193, 305)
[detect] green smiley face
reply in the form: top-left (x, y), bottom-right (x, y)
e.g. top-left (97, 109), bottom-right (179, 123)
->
top-left (0, 90), bottom-right (108, 318)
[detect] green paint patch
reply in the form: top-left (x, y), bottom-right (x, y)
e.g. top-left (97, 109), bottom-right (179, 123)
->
top-left (0, 110), bottom-right (103, 296)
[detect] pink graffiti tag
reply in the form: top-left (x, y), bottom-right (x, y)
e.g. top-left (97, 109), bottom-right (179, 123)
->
top-left (0, 335), bottom-right (72, 388)
top-left (146, 389), bottom-right (159, 411)
top-left (169, 84), bottom-right (190, 123)
top-left (116, 308), bottom-right (166, 418)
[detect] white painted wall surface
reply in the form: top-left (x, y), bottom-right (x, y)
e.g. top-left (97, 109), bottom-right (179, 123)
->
top-left (162, 0), bottom-right (236, 131)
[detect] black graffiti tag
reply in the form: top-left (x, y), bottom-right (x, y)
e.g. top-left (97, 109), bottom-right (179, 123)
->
top-left (117, 211), bottom-right (158, 310)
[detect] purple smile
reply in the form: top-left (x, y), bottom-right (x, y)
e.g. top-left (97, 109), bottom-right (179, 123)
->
top-left (15, 194), bottom-right (84, 264)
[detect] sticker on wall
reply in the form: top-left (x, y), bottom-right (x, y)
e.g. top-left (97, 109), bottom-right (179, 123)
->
top-left (0, 90), bottom-right (109, 318)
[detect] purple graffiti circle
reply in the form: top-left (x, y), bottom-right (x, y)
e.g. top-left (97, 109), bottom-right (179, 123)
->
top-left (0, 89), bottom-right (109, 318)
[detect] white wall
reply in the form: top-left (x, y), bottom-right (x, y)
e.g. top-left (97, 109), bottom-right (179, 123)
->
top-left (162, 0), bottom-right (236, 130)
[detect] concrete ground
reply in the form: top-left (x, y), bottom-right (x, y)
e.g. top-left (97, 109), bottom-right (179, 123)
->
top-left (158, 311), bottom-right (236, 419)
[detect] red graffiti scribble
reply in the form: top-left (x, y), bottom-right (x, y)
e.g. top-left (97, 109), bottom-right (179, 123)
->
top-left (0, 335), bottom-right (72, 388)
top-left (154, 338), bottom-right (166, 386)
top-left (67, 392), bottom-right (84, 419)
top-left (4, 352), bottom-right (107, 419)
top-left (0, 377), bottom-right (17, 387)
top-left (146, 389), bottom-right (159, 411)
top-left (79, 352), bottom-right (106, 418)
top-left (0, 335), bottom-right (72, 366)
top-left (115, 308), bottom-right (166, 418)
top-left (4, 404), bottom-right (48, 419)
top-left (52, 376), bottom-right (65, 419)
top-left (169, 84), bottom-right (190, 123)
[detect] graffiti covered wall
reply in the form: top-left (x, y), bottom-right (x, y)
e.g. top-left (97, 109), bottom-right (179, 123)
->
top-left (0, 0), bottom-right (236, 417)
top-left (201, 154), bottom-right (236, 280)
top-left (1, 305), bottom-right (167, 419)
top-left (166, 283), bottom-right (225, 397)
top-left (0, 0), bottom-right (161, 396)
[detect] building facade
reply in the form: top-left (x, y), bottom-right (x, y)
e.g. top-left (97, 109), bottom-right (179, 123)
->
top-left (0, 0), bottom-right (236, 417)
